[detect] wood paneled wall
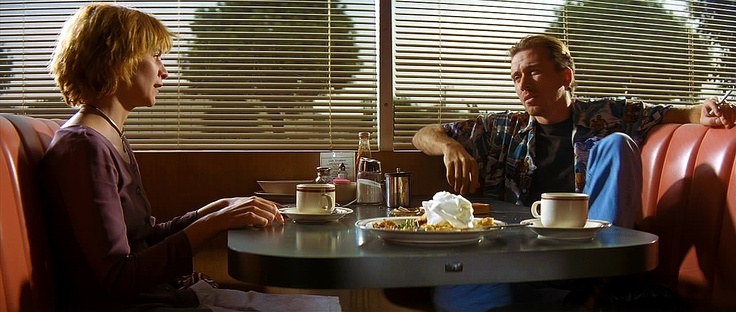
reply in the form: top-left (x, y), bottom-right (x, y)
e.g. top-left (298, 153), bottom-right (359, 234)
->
top-left (136, 151), bottom-right (449, 221)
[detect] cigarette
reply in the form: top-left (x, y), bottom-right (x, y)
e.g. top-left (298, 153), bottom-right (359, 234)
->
top-left (719, 89), bottom-right (734, 105)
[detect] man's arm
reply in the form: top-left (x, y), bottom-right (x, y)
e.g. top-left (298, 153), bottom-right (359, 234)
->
top-left (662, 98), bottom-right (735, 128)
top-left (412, 124), bottom-right (480, 194)
top-left (412, 124), bottom-right (461, 155)
top-left (661, 105), bottom-right (701, 124)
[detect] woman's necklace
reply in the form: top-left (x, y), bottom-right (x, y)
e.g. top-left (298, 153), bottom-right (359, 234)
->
top-left (85, 105), bottom-right (125, 138)
top-left (84, 105), bottom-right (128, 156)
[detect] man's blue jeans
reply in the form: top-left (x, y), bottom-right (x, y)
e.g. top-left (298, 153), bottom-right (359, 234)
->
top-left (584, 132), bottom-right (642, 228)
top-left (433, 133), bottom-right (642, 311)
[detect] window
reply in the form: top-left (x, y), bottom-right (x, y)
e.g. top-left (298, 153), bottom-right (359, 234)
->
top-left (2, 1), bottom-right (734, 151)
top-left (0, 0), bottom-right (377, 150)
top-left (392, 0), bottom-right (736, 149)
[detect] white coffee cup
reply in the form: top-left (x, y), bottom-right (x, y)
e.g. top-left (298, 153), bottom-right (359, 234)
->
top-left (296, 184), bottom-right (336, 214)
top-left (530, 192), bottom-right (588, 228)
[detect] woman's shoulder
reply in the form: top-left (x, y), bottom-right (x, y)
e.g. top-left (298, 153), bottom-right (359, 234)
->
top-left (52, 124), bottom-right (106, 144)
top-left (45, 125), bottom-right (115, 159)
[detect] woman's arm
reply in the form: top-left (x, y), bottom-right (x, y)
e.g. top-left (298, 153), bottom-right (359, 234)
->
top-left (184, 196), bottom-right (284, 252)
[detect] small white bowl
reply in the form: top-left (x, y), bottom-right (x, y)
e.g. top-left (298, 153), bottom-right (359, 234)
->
top-left (257, 180), bottom-right (312, 194)
top-left (334, 181), bottom-right (357, 205)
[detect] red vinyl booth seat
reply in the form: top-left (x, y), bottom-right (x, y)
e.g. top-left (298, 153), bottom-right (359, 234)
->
top-left (638, 123), bottom-right (736, 309)
top-left (1, 114), bottom-right (62, 312)
top-left (1, 114), bottom-right (735, 311)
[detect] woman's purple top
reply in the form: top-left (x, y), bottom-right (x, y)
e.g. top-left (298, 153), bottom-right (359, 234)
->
top-left (39, 125), bottom-right (202, 311)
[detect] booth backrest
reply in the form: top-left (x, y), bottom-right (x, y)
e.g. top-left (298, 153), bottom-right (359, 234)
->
top-left (638, 123), bottom-right (736, 309)
top-left (0, 114), bottom-right (63, 312)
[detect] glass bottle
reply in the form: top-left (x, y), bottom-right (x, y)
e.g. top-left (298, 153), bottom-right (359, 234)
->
top-left (315, 166), bottom-right (333, 184)
top-left (355, 132), bottom-right (372, 175)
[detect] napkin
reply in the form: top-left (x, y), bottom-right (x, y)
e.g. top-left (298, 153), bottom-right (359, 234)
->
top-left (191, 280), bottom-right (341, 311)
top-left (422, 191), bottom-right (474, 229)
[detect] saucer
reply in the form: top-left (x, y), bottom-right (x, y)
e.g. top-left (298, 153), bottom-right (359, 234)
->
top-left (279, 207), bottom-right (353, 223)
top-left (520, 219), bottom-right (611, 241)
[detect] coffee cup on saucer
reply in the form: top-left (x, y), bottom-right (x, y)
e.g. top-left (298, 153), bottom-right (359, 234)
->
top-left (296, 184), bottom-right (336, 214)
top-left (530, 192), bottom-right (588, 228)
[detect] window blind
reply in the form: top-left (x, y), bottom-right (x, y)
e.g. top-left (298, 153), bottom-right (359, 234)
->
top-left (392, 0), bottom-right (736, 149)
top-left (2, 1), bottom-right (735, 152)
top-left (0, 0), bottom-right (377, 150)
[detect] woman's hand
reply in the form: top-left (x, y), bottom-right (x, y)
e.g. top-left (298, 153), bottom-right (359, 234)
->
top-left (205, 196), bottom-right (285, 228)
top-left (197, 196), bottom-right (284, 227)
top-left (185, 196), bottom-right (284, 251)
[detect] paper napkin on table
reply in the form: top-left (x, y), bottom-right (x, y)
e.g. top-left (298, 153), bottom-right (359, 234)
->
top-left (422, 191), bottom-right (474, 229)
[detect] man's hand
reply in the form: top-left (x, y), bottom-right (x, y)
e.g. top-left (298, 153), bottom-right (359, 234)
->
top-left (443, 145), bottom-right (480, 195)
top-left (412, 124), bottom-right (480, 195)
top-left (701, 97), bottom-right (736, 129)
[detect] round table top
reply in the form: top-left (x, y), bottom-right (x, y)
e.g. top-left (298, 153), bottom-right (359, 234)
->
top-left (228, 199), bottom-right (658, 289)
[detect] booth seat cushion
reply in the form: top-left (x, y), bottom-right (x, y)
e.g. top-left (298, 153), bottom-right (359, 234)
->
top-left (0, 114), bottom-right (63, 312)
top-left (387, 123), bottom-right (736, 311)
top-left (638, 123), bottom-right (736, 309)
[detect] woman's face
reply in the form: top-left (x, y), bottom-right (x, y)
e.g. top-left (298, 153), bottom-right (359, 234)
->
top-left (119, 50), bottom-right (168, 108)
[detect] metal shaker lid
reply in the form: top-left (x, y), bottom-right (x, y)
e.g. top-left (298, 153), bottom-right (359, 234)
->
top-left (358, 157), bottom-right (381, 172)
top-left (385, 168), bottom-right (410, 177)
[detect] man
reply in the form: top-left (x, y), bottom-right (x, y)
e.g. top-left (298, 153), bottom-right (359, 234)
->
top-left (412, 34), bottom-right (735, 311)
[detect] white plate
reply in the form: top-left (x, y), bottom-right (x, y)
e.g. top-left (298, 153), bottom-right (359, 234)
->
top-left (279, 207), bottom-right (353, 223)
top-left (355, 217), bottom-right (507, 245)
top-left (520, 219), bottom-right (611, 241)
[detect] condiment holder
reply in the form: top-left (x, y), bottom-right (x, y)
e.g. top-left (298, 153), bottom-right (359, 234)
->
top-left (356, 157), bottom-right (383, 204)
top-left (385, 168), bottom-right (410, 208)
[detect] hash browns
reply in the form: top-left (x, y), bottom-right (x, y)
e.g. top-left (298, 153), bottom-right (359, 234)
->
top-left (372, 215), bottom-right (495, 232)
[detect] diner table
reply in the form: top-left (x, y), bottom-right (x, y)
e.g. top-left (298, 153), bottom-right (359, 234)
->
top-left (227, 198), bottom-right (658, 289)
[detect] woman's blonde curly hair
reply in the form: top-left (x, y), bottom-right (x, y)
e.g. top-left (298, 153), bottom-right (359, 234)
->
top-left (49, 3), bottom-right (173, 106)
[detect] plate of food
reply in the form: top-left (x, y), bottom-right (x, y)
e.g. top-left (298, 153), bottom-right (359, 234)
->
top-left (355, 216), bottom-right (506, 245)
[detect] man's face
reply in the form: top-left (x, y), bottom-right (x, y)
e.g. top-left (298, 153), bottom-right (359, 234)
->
top-left (510, 46), bottom-right (571, 124)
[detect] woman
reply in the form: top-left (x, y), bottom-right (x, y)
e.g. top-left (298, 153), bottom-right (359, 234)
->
top-left (40, 4), bottom-right (339, 311)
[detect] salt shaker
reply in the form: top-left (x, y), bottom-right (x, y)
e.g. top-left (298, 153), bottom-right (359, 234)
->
top-left (314, 166), bottom-right (333, 184)
top-left (336, 162), bottom-right (348, 179)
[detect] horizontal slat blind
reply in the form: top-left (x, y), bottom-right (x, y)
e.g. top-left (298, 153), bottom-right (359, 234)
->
top-left (0, 0), bottom-right (378, 150)
top-left (393, 0), bottom-right (736, 150)
top-left (3, 1), bottom-right (735, 151)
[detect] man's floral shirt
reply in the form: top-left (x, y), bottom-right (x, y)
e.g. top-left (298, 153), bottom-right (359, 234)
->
top-left (441, 98), bottom-right (670, 205)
